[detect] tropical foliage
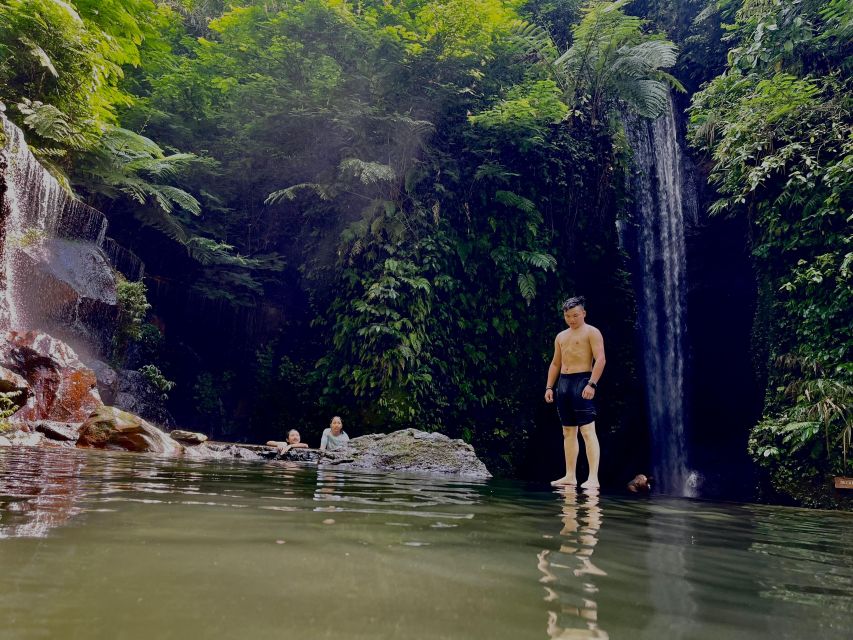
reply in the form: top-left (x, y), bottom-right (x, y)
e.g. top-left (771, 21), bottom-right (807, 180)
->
top-left (1, 0), bottom-right (849, 500)
top-left (690, 0), bottom-right (852, 505)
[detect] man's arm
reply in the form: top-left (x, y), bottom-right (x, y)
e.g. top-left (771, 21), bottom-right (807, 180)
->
top-left (582, 328), bottom-right (606, 400)
top-left (545, 336), bottom-right (561, 403)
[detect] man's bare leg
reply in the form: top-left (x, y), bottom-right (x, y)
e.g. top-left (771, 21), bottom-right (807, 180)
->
top-left (551, 426), bottom-right (579, 486)
top-left (579, 422), bottom-right (600, 489)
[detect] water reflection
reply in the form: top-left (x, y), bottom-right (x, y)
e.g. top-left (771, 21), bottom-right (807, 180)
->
top-left (0, 447), bottom-right (86, 538)
top-left (539, 487), bottom-right (609, 639)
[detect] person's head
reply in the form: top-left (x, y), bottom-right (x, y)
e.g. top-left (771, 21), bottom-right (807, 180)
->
top-left (287, 429), bottom-right (301, 444)
top-left (329, 416), bottom-right (343, 434)
top-left (627, 474), bottom-right (651, 493)
top-left (562, 296), bottom-right (587, 329)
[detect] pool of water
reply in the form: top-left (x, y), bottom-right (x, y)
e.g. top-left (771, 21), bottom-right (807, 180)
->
top-left (1, 447), bottom-right (851, 639)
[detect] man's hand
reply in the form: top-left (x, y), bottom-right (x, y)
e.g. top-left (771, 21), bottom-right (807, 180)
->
top-left (545, 388), bottom-right (554, 403)
top-left (582, 384), bottom-right (596, 400)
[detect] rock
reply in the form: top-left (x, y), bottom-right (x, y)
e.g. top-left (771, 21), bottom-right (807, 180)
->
top-left (170, 430), bottom-right (208, 444)
top-left (77, 406), bottom-right (183, 455)
top-left (85, 359), bottom-right (118, 405)
top-left (181, 442), bottom-right (261, 461)
top-left (279, 448), bottom-right (320, 462)
top-left (226, 445), bottom-right (261, 461)
top-left (34, 421), bottom-right (80, 441)
top-left (12, 238), bottom-right (117, 353)
top-left (326, 429), bottom-right (491, 478)
top-left (0, 364), bottom-right (29, 409)
top-left (0, 429), bottom-right (45, 447)
top-left (113, 369), bottom-right (174, 428)
top-left (0, 331), bottom-right (102, 423)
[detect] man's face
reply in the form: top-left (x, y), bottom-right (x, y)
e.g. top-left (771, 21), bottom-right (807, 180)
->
top-left (563, 306), bottom-right (586, 329)
top-left (287, 431), bottom-right (301, 444)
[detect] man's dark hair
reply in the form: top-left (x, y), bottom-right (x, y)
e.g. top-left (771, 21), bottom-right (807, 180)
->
top-left (562, 296), bottom-right (586, 311)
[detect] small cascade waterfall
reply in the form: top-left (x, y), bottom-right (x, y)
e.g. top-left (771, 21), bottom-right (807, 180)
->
top-left (102, 237), bottom-right (145, 282)
top-left (1, 114), bottom-right (145, 349)
top-left (623, 95), bottom-right (698, 497)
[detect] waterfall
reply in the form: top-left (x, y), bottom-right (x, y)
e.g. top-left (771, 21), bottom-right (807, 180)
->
top-left (623, 95), bottom-right (697, 497)
top-left (1, 114), bottom-right (145, 350)
top-left (102, 237), bottom-right (145, 282)
top-left (1, 116), bottom-right (70, 330)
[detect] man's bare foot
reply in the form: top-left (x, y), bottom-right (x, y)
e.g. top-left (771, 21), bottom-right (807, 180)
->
top-left (580, 478), bottom-right (600, 489)
top-left (551, 476), bottom-right (577, 486)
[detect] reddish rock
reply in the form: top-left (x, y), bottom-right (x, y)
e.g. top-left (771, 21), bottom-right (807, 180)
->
top-left (0, 331), bottom-right (102, 422)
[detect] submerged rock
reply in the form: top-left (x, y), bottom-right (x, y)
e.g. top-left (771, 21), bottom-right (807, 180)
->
top-left (77, 406), bottom-right (183, 456)
top-left (0, 331), bottom-right (102, 423)
top-left (325, 429), bottom-right (491, 478)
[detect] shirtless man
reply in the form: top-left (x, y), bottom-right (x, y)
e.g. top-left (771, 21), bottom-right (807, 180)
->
top-left (544, 296), bottom-right (606, 488)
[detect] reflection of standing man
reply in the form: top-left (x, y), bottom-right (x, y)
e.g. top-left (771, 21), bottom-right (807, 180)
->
top-left (545, 296), bottom-right (606, 488)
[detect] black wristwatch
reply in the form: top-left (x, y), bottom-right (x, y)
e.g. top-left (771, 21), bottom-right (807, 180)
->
top-left (587, 381), bottom-right (597, 389)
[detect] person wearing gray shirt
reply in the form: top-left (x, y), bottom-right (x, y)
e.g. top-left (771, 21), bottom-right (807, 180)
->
top-left (320, 416), bottom-right (349, 452)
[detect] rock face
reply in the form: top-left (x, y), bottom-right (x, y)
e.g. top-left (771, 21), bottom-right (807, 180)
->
top-left (0, 364), bottom-right (29, 408)
top-left (77, 406), bottom-right (183, 455)
top-left (113, 369), bottom-right (175, 427)
top-left (326, 429), bottom-right (492, 478)
top-left (0, 331), bottom-right (102, 422)
top-left (85, 359), bottom-right (118, 405)
top-left (14, 238), bottom-right (117, 344)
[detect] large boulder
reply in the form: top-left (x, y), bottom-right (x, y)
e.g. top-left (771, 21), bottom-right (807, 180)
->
top-left (325, 429), bottom-right (492, 478)
top-left (0, 331), bottom-right (102, 422)
top-left (113, 369), bottom-right (174, 428)
top-left (77, 405), bottom-right (183, 455)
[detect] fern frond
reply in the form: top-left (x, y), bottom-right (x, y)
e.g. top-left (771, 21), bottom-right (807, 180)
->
top-left (520, 251), bottom-right (557, 271)
top-left (495, 190), bottom-right (539, 215)
top-left (265, 182), bottom-right (332, 205)
top-left (339, 158), bottom-right (396, 185)
top-left (518, 272), bottom-right (537, 304)
top-left (133, 208), bottom-right (189, 244)
top-left (474, 162), bottom-right (520, 183)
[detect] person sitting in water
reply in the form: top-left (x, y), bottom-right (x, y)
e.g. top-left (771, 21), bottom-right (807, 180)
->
top-left (266, 429), bottom-right (310, 455)
top-left (319, 416), bottom-right (349, 453)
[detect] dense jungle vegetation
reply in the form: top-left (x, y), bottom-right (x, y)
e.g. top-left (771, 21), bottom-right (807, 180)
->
top-left (0, 0), bottom-right (849, 504)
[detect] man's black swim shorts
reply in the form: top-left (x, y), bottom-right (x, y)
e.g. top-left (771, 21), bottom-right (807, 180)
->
top-left (556, 371), bottom-right (596, 427)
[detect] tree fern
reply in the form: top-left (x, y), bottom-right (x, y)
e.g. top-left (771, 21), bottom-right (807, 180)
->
top-left (511, 0), bottom-right (683, 122)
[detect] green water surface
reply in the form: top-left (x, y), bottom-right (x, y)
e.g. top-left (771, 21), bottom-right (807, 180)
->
top-left (0, 447), bottom-right (851, 639)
